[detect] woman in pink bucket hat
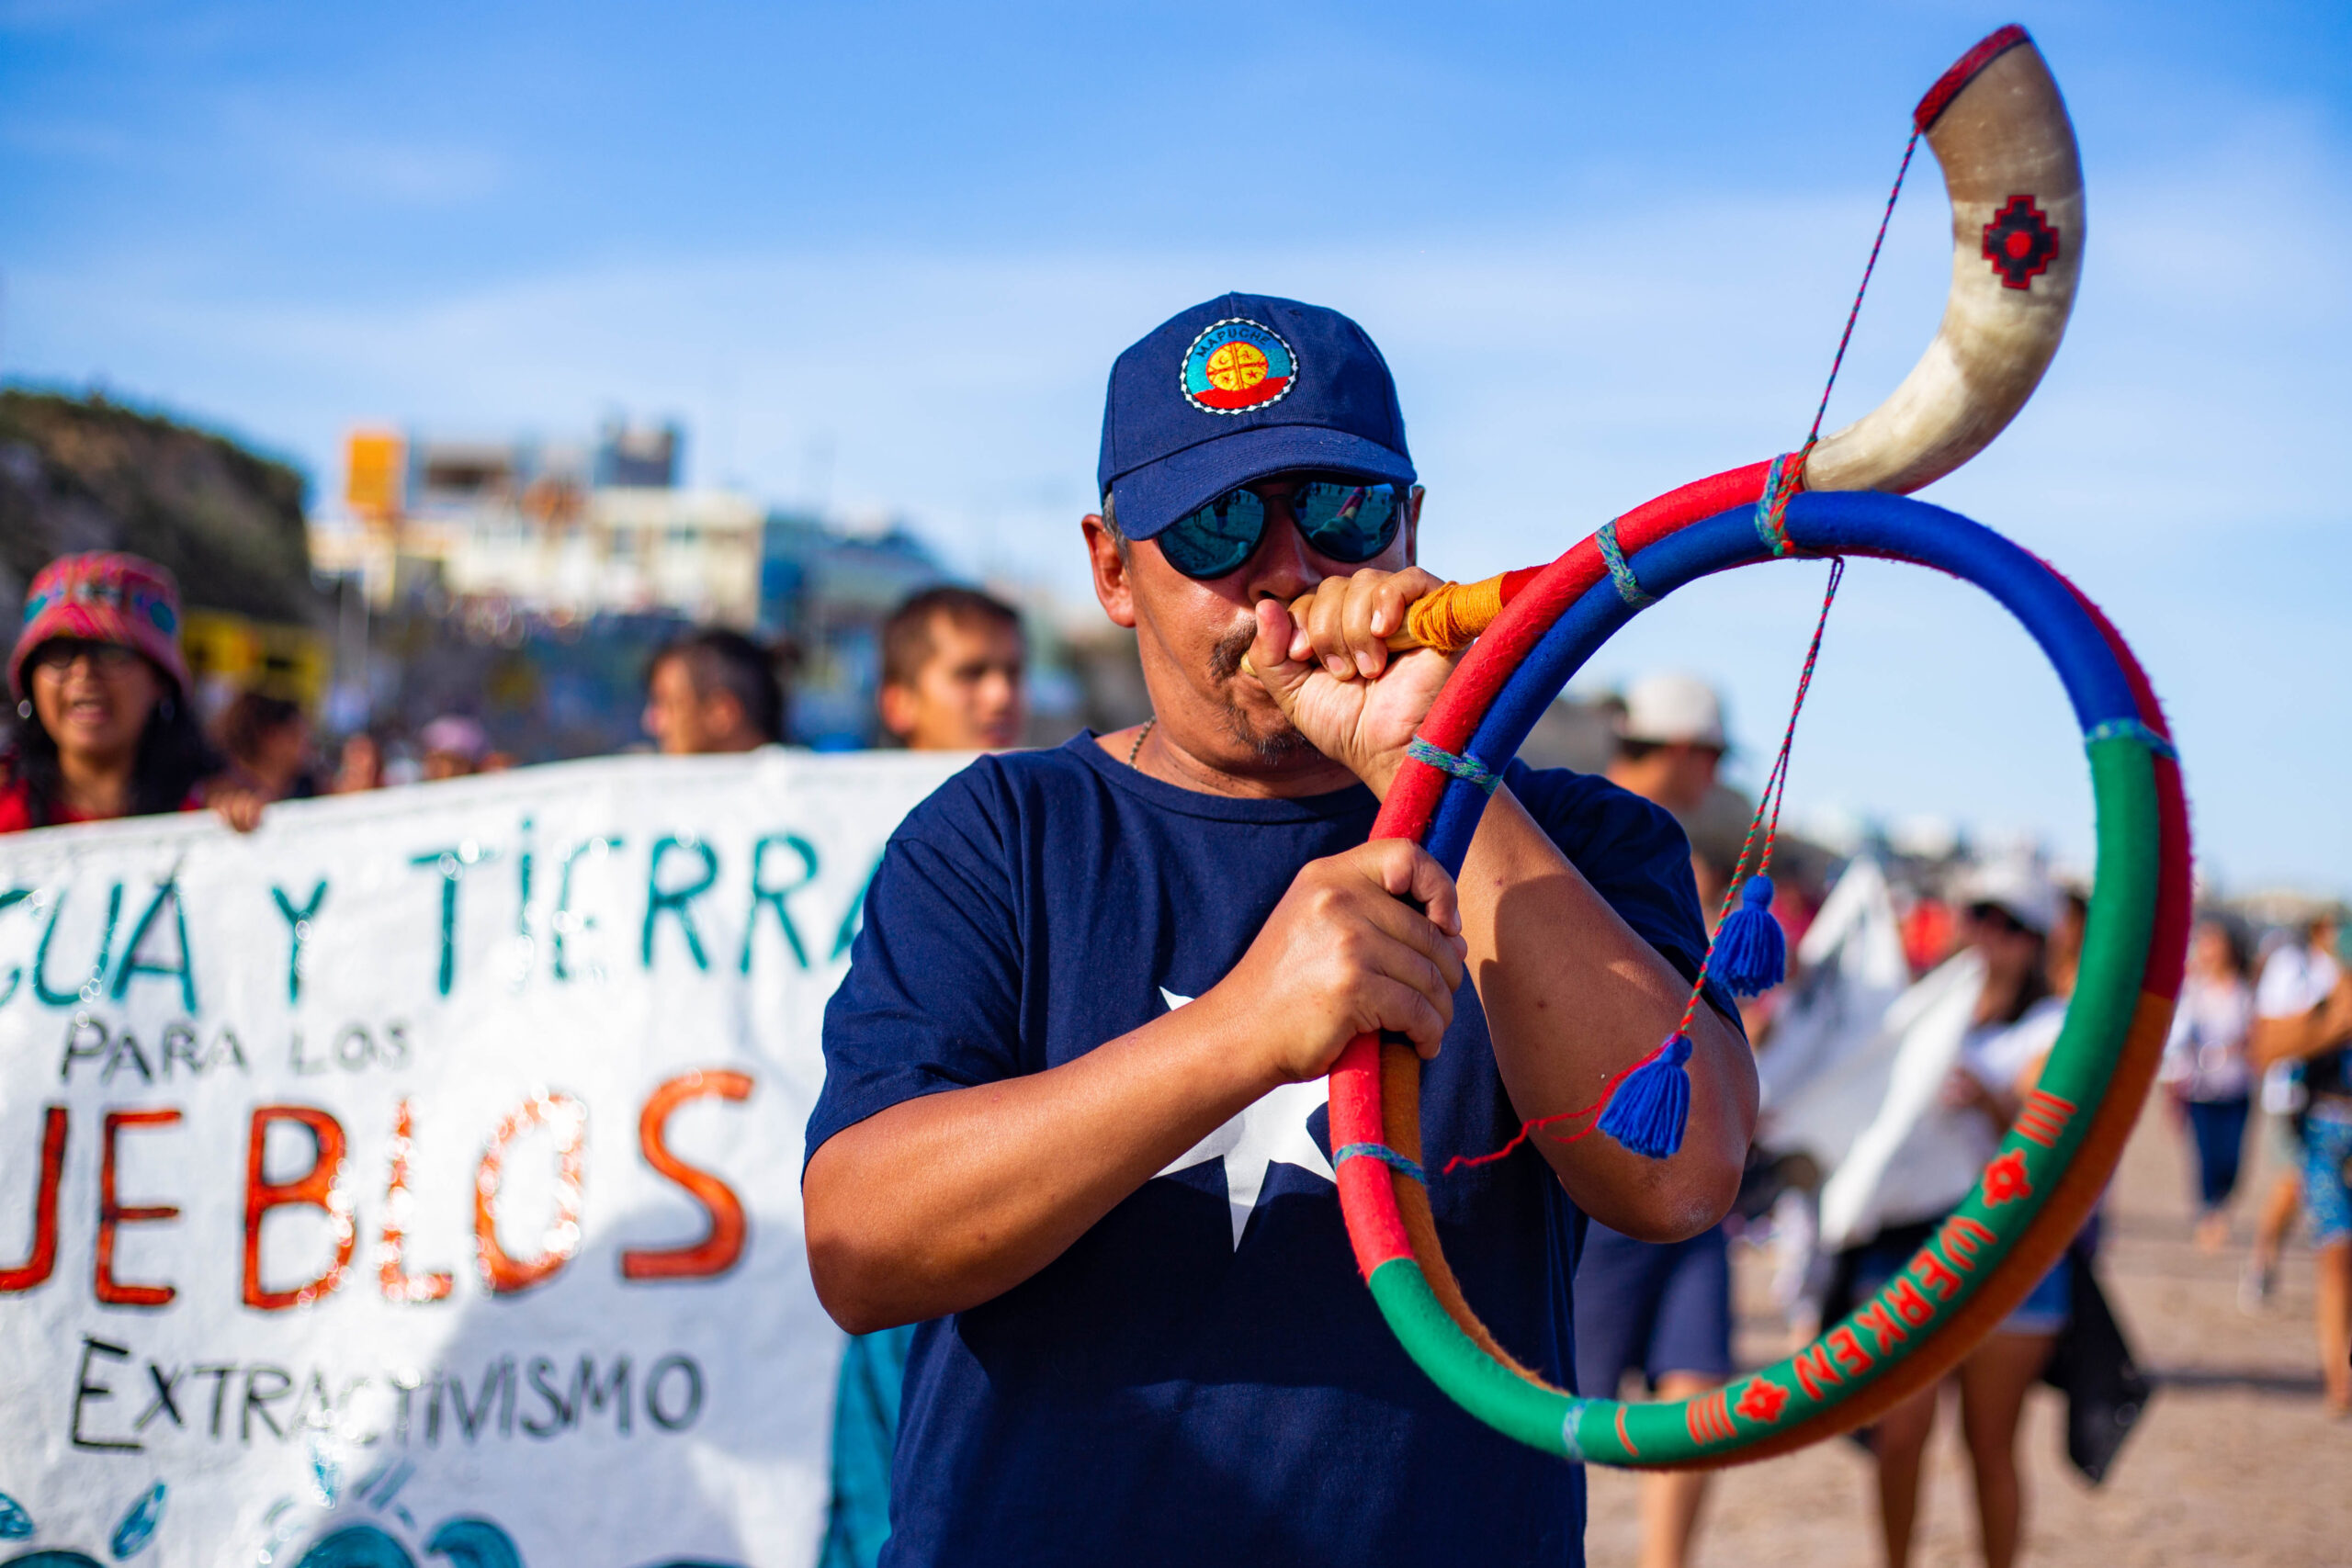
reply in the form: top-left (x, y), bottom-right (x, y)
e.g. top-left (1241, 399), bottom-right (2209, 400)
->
top-left (1, 551), bottom-right (236, 833)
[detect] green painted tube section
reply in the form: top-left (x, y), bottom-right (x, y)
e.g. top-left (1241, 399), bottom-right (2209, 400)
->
top-left (1366, 743), bottom-right (2173, 1469)
top-left (2035, 741), bottom-right (2159, 1115)
top-left (1938, 739), bottom-right (2161, 1279)
top-left (1366, 1257), bottom-right (1580, 1457)
top-left (1590, 743), bottom-right (2164, 1469)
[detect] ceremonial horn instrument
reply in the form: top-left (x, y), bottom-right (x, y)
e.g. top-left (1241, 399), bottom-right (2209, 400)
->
top-left (1326, 27), bottom-right (2190, 1471)
top-left (1372, 22), bottom-right (2085, 660)
top-left (1802, 26), bottom-right (2081, 492)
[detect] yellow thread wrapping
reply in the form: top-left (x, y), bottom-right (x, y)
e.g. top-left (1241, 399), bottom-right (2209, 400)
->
top-left (1394, 573), bottom-right (1506, 654)
top-left (1239, 571), bottom-right (1511, 678)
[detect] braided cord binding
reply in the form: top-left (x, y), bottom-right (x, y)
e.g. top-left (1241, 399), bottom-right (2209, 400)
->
top-left (1753, 454), bottom-right (1801, 558)
top-left (1406, 737), bottom-right (1501, 795)
top-left (1334, 1142), bottom-right (1428, 1184)
top-left (1597, 519), bottom-right (1655, 608)
top-left (2085, 717), bottom-right (2178, 761)
top-left (1558, 1404), bottom-right (1592, 1462)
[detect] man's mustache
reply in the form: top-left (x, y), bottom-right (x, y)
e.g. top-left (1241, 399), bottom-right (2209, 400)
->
top-left (1205, 615), bottom-right (1312, 764)
top-left (1208, 622), bottom-right (1259, 683)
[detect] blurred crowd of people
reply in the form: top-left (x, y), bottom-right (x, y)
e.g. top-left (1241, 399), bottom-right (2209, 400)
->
top-left (0, 553), bottom-right (1032, 836)
top-left (4, 549), bottom-right (2346, 1568)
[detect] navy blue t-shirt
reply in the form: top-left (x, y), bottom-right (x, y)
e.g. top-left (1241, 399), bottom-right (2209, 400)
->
top-left (808, 734), bottom-right (1713, 1567)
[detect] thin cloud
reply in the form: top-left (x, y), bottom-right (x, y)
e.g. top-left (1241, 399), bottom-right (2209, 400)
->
top-left (277, 135), bottom-right (508, 206)
top-left (7, 116), bottom-right (2346, 890)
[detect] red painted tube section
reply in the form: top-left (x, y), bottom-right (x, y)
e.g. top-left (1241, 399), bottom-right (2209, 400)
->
top-left (1373, 458), bottom-right (1781, 849)
top-left (1328, 1035), bottom-right (1413, 1278)
top-left (1331, 457), bottom-right (1785, 1261)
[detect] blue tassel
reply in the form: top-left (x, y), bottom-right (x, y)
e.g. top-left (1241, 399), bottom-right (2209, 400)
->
top-left (1708, 874), bottom-right (1786, 998)
top-left (1596, 1033), bottom-right (1692, 1159)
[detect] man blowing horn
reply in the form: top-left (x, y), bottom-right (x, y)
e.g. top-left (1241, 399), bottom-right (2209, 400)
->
top-left (802, 293), bottom-right (1756, 1565)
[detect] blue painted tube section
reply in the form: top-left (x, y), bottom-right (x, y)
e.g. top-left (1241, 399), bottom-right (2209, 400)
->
top-left (1420, 491), bottom-right (2143, 878)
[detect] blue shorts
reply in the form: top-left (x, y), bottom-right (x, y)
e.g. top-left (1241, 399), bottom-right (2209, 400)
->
top-left (1850, 1226), bottom-right (2071, 1337)
top-left (1999, 1255), bottom-right (2073, 1336)
top-left (1573, 1220), bottom-right (1735, 1396)
top-left (2305, 1107), bottom-right (2352, 1247)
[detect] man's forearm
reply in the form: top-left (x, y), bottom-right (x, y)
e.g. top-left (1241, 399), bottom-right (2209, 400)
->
top-left (1453, 788), bottom-right (1756, 1239)
top-left (804, 996), bottom-right (1281, 1332)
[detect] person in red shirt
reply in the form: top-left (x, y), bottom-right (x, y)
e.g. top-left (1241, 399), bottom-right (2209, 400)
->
top-left (0, 552), bottom-right (254, 833)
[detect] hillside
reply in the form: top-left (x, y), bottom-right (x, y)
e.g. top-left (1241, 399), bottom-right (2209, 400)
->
top-left (0, 388), bottom-right (320, 641)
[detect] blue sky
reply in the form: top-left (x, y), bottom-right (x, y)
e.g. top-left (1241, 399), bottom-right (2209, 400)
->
top-left (5, 1), bottom-right (2347, 893)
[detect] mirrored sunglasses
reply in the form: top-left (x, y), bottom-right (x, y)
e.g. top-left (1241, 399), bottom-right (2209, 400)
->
top-left (1155, 477), bottom-right (1405, 581)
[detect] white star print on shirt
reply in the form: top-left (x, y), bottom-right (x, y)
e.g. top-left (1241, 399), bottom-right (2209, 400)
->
top-left (1150, 987), bottom-right (1336, 1249)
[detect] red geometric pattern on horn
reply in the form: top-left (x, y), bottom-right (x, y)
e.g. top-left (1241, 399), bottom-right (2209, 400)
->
top-left (1982, 195), bottom-right (2061, 289)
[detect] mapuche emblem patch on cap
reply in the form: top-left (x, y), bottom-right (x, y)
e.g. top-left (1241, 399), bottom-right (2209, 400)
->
top-left (1181, 318), bottom-right (1297, 415)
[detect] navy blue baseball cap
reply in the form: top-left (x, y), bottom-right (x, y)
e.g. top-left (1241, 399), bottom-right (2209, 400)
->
top-left (1096, 292), bottom-right (1415, 541)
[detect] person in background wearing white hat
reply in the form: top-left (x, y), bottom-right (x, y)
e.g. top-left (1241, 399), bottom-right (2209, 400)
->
top-left (1853, 858), bottom-right (2071, 1568)
top-left (1608, 673), bottom-right (1766, 940)
top-left (1577, 671), bottom-right (1740, 1568)
top-left (1605, 672), bottom-right (1727, 820)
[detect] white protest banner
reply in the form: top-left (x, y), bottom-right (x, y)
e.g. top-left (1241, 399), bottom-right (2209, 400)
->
top-left (0, 750), bottom-right (965, 1568)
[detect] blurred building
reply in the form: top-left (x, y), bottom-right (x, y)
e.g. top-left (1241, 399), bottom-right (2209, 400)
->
top-left (312, 421), bottom-right (773, 627)
top-left (761, 514), bottom-right (945, 746)
top-left (310, 420), bottom-right (961, 753)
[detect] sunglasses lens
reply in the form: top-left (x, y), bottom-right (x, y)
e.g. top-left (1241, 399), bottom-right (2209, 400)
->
top-left (1295, 479), bottom-right (1402, 563)
top-left (1155, 477), bottom-right (1402, 578)
top-left (1157, 491), bottom-right (1269, 579)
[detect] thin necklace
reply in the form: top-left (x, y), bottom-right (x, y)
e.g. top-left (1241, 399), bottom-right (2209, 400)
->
top-left (1128, 718), bottom-right (1156, 768)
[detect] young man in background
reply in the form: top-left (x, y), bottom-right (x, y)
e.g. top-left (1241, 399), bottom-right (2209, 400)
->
top-left (877, 586), bottom-right (1027, 751)
top-left (823, 585), bottom-right (1033, 1568)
